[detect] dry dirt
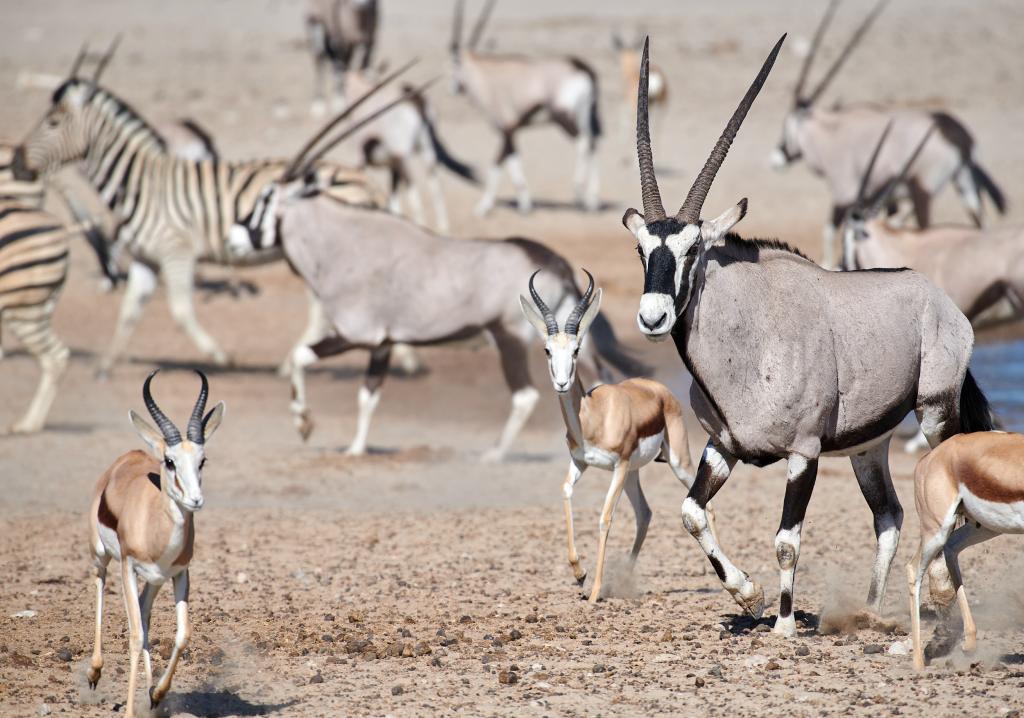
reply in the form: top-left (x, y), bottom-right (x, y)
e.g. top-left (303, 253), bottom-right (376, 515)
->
top-left (2, 1), bottom-right (1024, 716)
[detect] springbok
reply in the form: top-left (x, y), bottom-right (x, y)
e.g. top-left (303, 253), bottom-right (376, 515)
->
top-left (87, 370), bottom-right (224, 717)
top-left (612, 31), bottom-right (667, 162)
top-left (522, 269), bottom-right (704, 601)
top-left (342, 68), bottom-right (478, 232)
top-left (449, 0), bottom-right (601, 215)
top-left (306, 0), bottom-right (378, 115)
top-left (907, 431), bottom-right (1024, 669)
top-left (772, 0), bottom-right (1005, 268)
top-left (845, 122), bottom-right (1024, 329)
top-left (623, 36), bottom-right (993, 636)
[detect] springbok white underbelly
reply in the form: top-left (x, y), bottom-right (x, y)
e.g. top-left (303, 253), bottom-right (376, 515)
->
top-left (961, 489), bottom-right (1024, 534)
top-left (571, 431), bottom-right (665, 472)
top-left (629, 431), bottom-right (664, 469)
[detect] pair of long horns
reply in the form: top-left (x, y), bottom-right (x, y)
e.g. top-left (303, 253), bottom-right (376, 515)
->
top-left (68, 35), bottom-right (122, 84)
top-left (528, 269), bottom-right (595, 336)
top-left (855, 120), bottom-right (934, 213)
top-left (793, 0), bottom-right (889, 107)
top-left (637, 34), bottom-right (785, 225)
top-left (282, 59), bottom-right (435, 182)
top-left (143, 369), bottom-right (210, 445)
top-left (451, 0), bottom-right (495, 52)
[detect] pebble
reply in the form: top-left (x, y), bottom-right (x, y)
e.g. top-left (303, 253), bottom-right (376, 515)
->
top-left (660, 630), bottom-right (674, 643)
top-left (36, 704), bottom-right (51, 716)
top-left (11, 610), bottom-right (37, 619)
top-left (864, 644), bottom-right (884, 655)
top-left (55, 648), bottom-right (72, 662)
top-left (765, 660), bottom-right (781, 670)
top-left (309, 671), bottom-right (324, 684)
top-left (459, 615), bottom-right (472, 624)
top-left (709, 664), bottom-right (724, 679)
top-left (795, 646), bottom-right (810, 657)
top-left (391, 685), bottom-right (404, 695)
top-left (509, 629), bottom-right (523, 641)
top-left (498, 670), bottom-right (518, 685)
top-left (235, 572), bottom-right (248, 584)
top-left (694, 676), bottom-right (705, 688)
top-left (753, 623), bottom-right (770, 633)
top-left (593, 664), bottom-right (607, 674)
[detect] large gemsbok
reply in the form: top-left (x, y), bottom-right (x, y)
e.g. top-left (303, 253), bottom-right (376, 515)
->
top-left (622, 36), bottom-right (993, 637)
top-left (772, 0), bottom-right (1005, 268)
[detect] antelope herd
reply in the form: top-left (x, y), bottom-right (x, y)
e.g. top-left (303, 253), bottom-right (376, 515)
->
top-left (2, 0), bottom-right (1022, 713)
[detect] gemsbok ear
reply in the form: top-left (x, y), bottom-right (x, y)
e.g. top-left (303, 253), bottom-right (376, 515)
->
top-left (622, 208), bottom-right (645, 236)
top-left (202, 402), bottom-right (226, 442)
top-left (577, 288), bottom-right (603, 338)
top-left (701, 198), bottom-right (748, 245)
top-left (129, 409), bottom-right (165, 457)
top-left (519, 295), bottom-right (551, 338)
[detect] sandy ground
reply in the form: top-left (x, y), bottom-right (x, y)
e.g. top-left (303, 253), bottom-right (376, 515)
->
top-left (2, 1), bottom-right (1024, 716)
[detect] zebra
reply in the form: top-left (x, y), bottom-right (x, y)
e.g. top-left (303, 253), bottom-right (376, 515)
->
top-left (12, 71), bottom-right (385, 375)
top-left (0, 147), bottom-right (77, 433)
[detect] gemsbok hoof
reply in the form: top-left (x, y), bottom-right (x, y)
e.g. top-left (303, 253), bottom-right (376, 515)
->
top-left (295, 412), bottom-right (314, 442)
top-left (738, 581), bottom-right (765, 619)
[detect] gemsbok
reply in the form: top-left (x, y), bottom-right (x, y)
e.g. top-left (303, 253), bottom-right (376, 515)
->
top-left (342, 68), bottom-right (478, 232)
top-left (87, 370), bottom-right (224, 717)
top-left (845, 122), bottom-right (1024, 329)
top-left (449, 0), bottom-right (601, 215)
top-left (522, 269), bottom-right (703, 601)
top-left (624, 36), bottom-right (993, 636)
top-left (306, 0), bottom-right (379, 115)
top-left (228, 102), bottom-right (646, 461)
top-left (907, 431), bottom-right (1024, 669)
top-left (772, 0), bottom-right (1005, 268)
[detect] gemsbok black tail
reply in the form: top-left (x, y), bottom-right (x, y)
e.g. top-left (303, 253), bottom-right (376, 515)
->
top-left (416, 97), bottom-right (478, 185)
top-left (970, 162), bottom-right (1007, 216)
top-left (959, 369), bottom-right (997, 433)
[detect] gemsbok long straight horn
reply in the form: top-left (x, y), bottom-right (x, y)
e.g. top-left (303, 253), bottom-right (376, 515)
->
top-left (623, 34), bottom-right (994, 639)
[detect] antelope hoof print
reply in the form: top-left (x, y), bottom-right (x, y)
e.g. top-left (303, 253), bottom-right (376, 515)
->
top-left (737, 581), bottom-right (765, 619)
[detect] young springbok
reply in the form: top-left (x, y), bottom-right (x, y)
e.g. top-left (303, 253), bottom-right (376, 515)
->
top-left (87, 370), bottom-right (224, 717)
top-left (521, 270), bottom-right (700, 602)
top-left (907, 431), bottom-right (1022, 670)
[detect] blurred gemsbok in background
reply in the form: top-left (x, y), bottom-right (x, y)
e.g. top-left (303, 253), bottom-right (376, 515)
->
top-left (449, 0), bottom-right (601, 216)
top-left (88, 371), bottom-right (224, 717)
top-left (772, 0), bottom-right (1005, 268)
top-left (306, 0), bottom-right (379, 116)
top-left (612, 30), bottom-right (667, 162)
top-left (624, 35), bottom-right (993, 637)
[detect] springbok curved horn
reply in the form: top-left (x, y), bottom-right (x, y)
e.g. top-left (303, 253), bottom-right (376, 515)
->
top-left (69, 43), bottom-right (90, 78)
top-left (870, 124), bottom-right (935, 214)
top-left (804, 0), bottom-right (889, 107)
top-left (528, 270), bottom-right (559, 335)
top-left (855, 120), bottom-right (893, 205)
top-left (451, 0), bottom-right (465, 52)
top-left (468, 0), bottom-right (496, 50)
top-left (677, 34), bottom-right (785, 224)
top-left (143, 370), bottom-right (182, 445)
top-left (293, 77), bottom-right (438, 179)
top-left (92, 34), bottom-right (122, 84)
top-left (793, 0), bottom-right (840, 105)
top-left (635, 37), bottom-right (665, 223)
top-left (565, 269), bottom-right (595, 336)
top-left (282, 58), bottom-right (418, 181)
top-left (186, 370), bottom-right (209, 444)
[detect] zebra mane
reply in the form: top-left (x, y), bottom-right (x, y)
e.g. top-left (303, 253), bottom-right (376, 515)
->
top-left (56, 79), bottom-right (167, 151)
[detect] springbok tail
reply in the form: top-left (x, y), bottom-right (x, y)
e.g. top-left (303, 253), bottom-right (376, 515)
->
top-left (959, 369), bottom-right (997, 434)
top-left (970, 162), bottom-right (1007, 215)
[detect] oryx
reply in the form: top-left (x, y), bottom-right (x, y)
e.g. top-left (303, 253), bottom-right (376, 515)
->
top-left (772, 0), bottom-right (1005, 268)
top-left (306, 0), bottom-right (379, 116)
top-left (623, 36), bottom-right (993, 636)
top-left (449, 0), bottom-right (601, 216)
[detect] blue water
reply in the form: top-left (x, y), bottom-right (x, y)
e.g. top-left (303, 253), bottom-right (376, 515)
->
top-left (971, 340), bottom-right (1024, 432)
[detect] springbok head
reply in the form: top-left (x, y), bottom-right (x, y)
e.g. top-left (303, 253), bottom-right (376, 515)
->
top-left (449, 0), bottom-right (495, 94)
top-left (226, 61), bottom-right (430, 257)
top-left (845, 121), bottom-right (935, 245)
top-left (520, 269), bottom-right (602, 394)
top-left (129, 370), bottom-right (225, 513)
top-left (623, 36), bottom-right (784, 341)
top-left (771, 0), bottom-right (889, 169)
top-left (13, 37), bottom-right (122, 181)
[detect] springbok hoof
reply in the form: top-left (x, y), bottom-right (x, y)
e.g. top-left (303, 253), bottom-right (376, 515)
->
top-left (86, 666), bottom-right (101, 689)
top-left (573, 569), bottom-right (587, 586)
top-left (149, 686), bottom-right (164, 708)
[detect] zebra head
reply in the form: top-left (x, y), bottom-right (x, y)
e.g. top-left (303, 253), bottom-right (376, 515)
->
top-left (624, 37), bottom-right (782, 341)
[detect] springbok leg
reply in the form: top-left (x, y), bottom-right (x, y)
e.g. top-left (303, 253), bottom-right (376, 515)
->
top-left (681, 440), bottom-right (764, 618)
top-left (589, 464), bottom-right (629, 603)
top-left (623, 469), bottom-right (651, 563)
top-left (850, 438), bottom-right (903, 613)
top-left (562, 460), bottom-right (587, 584)
top-left (150, 571), bottom-right (190, 708)
top-left (87, 559), bottom-right (110, 689)
top-left (120, 559), bottom-right (144, 718)
top-left (908, 530), bottom-right (950, 670)
top-left (943, 524), bottom-right (998, 653)
top-left (773, 455), bottom-right (818, 637)
top-left (138, 582), bottom-right (161, 693)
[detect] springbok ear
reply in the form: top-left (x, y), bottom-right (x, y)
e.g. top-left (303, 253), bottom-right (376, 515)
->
top-left (519, 296), bottom-right (551, 338)
top-left (202, 402), bottom-right (226, 442)
top-left (622, 208), bottom-right (645, 236)
top-left (129, 409), bottom-right (164, 457)
top-left (577, 288), bottom-right (603, 338)
top-left (701, 198), bottom-right (748, 244)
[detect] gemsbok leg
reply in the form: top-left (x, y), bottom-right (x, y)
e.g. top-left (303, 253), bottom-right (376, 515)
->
top-left (290, 335), bottom-right (354, 441)
top-left (850, 438), bottom-right (904, 612)
top-left (773, 455), bottom-right (818, 637)
top-left (681, 440), bottom-right (765, 618)
top-left (562, 460), bottom-right (587, 583)
top-left (953, 164), bottom-right (985, 228)
top-left (482, 325), bottom-right (539, 462)
top-left (347, 344), bottom-right (392, 456)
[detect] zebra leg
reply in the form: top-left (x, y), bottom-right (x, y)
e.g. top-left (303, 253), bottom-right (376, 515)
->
top-left (98, 260), bottom-right (158, 376)
top-left (162, 256), bottom-right (230, 367)
top-left (6, 302), bottom-right (69, 434)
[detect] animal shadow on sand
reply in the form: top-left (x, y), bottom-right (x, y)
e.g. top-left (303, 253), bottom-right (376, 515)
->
top-left (496, 198), bottom-right (616, 213)
top-left (722, 610), bottom-right (820, 636)
top-left (164, 688), bottom-right (295, 717)
top-left (142, 358), bottom-right (428, 380)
